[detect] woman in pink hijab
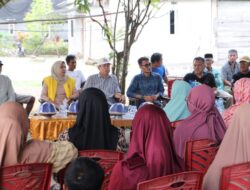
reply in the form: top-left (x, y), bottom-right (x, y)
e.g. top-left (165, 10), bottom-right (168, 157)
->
top-left (0, 102), bottom-right (77, 173)
top-left (109, 104), bottom-right (184, 190)
top-left (203, 104), bottom-right (250, 190)
top-left (223, 78), bottom-right (250, 128)
top-left (173, 85), bottom-right (227, 159)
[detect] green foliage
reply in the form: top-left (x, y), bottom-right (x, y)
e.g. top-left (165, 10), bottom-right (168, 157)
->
top-left (24, 0), bottom-right (53, 39)
top-left (74, 0), bottom-right (90, 13)
top-left (41, 41), bottom-right (68, 55)
top-left (23, 39), bottom-right (68, 55)
top-left (0, 33), bottom-right (16, 56)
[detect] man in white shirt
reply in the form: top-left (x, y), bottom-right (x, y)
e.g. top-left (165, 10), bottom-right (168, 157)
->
top-left (66, 55), bottom-right (86, 90)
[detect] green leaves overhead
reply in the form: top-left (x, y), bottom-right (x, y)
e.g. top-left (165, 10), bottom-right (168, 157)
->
top-left (74, 0), bottom-right (90, 13)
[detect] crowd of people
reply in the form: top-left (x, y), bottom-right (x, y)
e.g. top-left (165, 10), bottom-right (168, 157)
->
top-left (1, 49), bottom-right (250, 190)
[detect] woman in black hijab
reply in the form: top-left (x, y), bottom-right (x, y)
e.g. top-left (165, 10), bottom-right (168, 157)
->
top-left (68, 88), bottom-right (118, 150)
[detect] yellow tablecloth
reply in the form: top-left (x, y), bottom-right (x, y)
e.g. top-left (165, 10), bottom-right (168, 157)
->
top-left (29, 115), bottom-right (133, 141)
top-left (30, 115), bottom-right (76, 141)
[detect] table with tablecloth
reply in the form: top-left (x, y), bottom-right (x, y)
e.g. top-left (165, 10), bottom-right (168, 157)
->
top-left (29, 115), bottom-right (133, 141)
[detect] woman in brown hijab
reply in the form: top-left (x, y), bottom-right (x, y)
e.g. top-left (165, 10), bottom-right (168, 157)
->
top-left (0, 102), bottom-right (77, 172)
top-left (203, 104), bottom-right (250, 190)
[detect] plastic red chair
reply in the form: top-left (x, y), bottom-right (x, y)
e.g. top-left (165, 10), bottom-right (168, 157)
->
top-left (59, 150), bottom-right (124, 190)
top-left (220, 162), bottom-right (250, 190)
top-left (79, 150), bottom-right (124, 190)
top-left (185, 139), bottom-right (219, 174)
top-left (0, 163), bottom-right (52, 190)
top-left (137, 171), bottom-right (203, 190)
top-left (167, 77), bottom-right (183, 98)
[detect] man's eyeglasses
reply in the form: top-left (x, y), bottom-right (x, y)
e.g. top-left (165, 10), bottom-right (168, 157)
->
top-left (142, 63), bottom-right (151, 68)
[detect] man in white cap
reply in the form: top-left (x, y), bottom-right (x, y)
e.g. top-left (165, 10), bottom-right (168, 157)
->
top-left (83, 57), bottom-right (125, 105)
top-left (232, 55), bottom-right (250, 84)
top-left (0, 60), bottom-right (16, 105)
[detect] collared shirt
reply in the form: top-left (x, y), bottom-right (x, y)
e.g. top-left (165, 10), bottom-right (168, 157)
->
top-left (221, 62), bottom-right (240, 82)
top-left (205, 68), bottom-right (224, 90)
top-left (0, 75), bottom-right (15, 105)
top-left (232, 71), bottom-right (250, 84)
top-left (126, 73), bottom-right (164, 98)
top-left (183, 72), bottom-right (216, 88)
top-left (83, 73), bottom-right (121, 104)
top-left (66, 70), bottom-right (85, 90)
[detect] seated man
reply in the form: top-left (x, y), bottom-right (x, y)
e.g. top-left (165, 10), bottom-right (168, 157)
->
top-left (64, 157), bottom-right (104, 190)
top-left (151, 53), bottom-right (168, 85)
top-left (83, 57), bottom-right (125, 105)
top-left (221, 49), bottom-right (240, 94)
top-left (0, 60), bottom-right (35, 115)
top-left (0, 60), bottom-right (15, 105)
top-left (66, 54), bottom-right (86, 90)
top-left (232, 56), bottom-right (250, 84)
top-left (184, 57), bottom-right (216, 89)
top-left (204, 53), bottom-right (233, 108)
top-left (127, 57), bottom-right (165, 107)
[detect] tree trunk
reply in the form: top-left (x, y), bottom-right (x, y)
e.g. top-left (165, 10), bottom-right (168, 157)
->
top-left (113, 50), bottom-right (130, 94)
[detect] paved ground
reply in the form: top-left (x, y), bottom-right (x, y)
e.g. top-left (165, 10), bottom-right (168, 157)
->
top-left (0, 56), bottom-right (222, 112)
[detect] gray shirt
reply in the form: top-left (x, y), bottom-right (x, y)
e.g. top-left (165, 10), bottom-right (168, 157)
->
top-left (221, 62), bottom-right (240, 82)
top-left (83, 74), bottom-right (121, 104)
top-left (0, 75), bottom-right (15, 105)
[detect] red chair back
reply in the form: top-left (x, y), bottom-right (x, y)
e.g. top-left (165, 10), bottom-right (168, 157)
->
top-left (79, 150), bottom-right (124, 190)
top-left (167, 77), bottom-right (183, 98)
top-left (137, 171), bottom-right (203, 190)
top-left (0, 163), bottom-right (52, 190)
top-left (220, 162), bottom-right (250, 190)
top-left (185, 139), bottom-right (219, 173)
top-left (59, 150), bottom-right (124, 190)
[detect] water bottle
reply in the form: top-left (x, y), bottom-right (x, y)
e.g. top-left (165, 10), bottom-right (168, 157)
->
top-left (215, 98), bottom-right (224, 114)
top-left (59, 99), bottom-right (68, 117)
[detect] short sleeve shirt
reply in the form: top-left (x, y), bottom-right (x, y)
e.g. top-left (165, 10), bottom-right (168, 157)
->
top-left (183, 72), bottom-right (216, 88)
top-left (221, 62), bottom-right (240, 82)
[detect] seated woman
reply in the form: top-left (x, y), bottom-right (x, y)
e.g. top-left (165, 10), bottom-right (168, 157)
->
top-left (223, 78), bottom-right (250, 128)
top-left (59, 88), bottom-right (118, 151)
top-left (108, 104), bottom-right (184, 190)
top-left (41, 60), bottom-right (78, 108)
top-left (0, 102), bottom-right (77, 173)
top-left (163, 80), bottom-right (191, 122)
top-left (203, 104), bottom-right (250, 190)
top-left (173, 85), bottom-right (227, 159)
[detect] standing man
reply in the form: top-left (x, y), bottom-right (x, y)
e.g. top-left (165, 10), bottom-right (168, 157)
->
top-left (151, 53), bottom-right (168, 85)
top-left (232, 56), bottom-right (250, 84)
top-left (66, 55), bottom-right (86, 90)
top-left (184, 57), bottom-right (216, 89)
top-left (221, 49), bottom-right (240, 94)
top-left (0, 60), bottom-right (15, 105)
top-left (83, 57), bottom-right (125, 105)
top-left (204, 53), bottom-right (233, 108)
top-left (126, 57), bottom-right (164, 107)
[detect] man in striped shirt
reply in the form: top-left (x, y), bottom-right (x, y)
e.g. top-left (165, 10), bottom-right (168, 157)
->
top-left (83, 58), bottom-right (125, 105)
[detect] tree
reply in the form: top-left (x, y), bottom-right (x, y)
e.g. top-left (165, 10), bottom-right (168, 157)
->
top-left (75, 0), bottom-right (161, 93)
top-left (24, 0), bottom-right (53, 54)
top-left (0, 0), bottom-right (10, 8)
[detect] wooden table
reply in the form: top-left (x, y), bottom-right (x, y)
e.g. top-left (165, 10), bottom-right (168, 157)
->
top-left (29, 115), bottom-right (133, 141)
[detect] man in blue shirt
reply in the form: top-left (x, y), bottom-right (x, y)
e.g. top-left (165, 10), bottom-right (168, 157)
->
top-left (151, 53), bottom-right (168, 85)
top-left (204, 53), bottom-right (233, 108)
top-left (127, 57), bottom-right (164, 107)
